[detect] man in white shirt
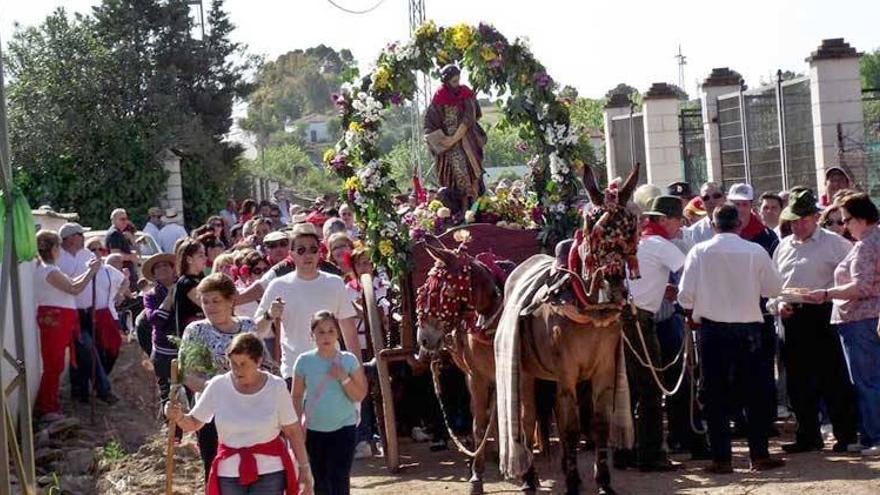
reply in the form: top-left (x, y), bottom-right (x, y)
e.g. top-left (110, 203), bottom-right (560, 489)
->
top-left (56, 223), bottom-right (116, 404)
top-left (683, 182), bottom-right (726, 245)
top-left (157, 208), bottom-right (188, 254)
top-left (624, 196), bottom-right (686, 471)
top-left (770, 190), bottom-right (859, 453)
top-left (143, 206), bottom-right (164, 243)
top-left (678, 204), bottom-right (784, 473)
top-left (256, 223), bottom-right (359, 385)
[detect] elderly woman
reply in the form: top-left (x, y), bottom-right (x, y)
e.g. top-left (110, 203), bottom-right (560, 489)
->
top-left (167, 333), bottom-right (313, 495)
top-left (34, 230), bottom-right (101, 421)
top-left (807, 193), bottom-right (880, 456)
top-left (178, 273), bottom-right (266, 480)
top-left (141, 252), bottom-right (179, 408)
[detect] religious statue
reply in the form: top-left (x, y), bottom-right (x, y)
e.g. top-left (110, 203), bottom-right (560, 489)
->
top-left (424, 65), bottom-right (487, 215)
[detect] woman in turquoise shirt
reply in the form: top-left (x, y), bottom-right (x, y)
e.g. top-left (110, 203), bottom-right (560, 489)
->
top-left (292, 311), bottom-right (367, 495)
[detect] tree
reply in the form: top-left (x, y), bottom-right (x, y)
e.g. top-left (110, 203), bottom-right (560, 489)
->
top-left (8, 1), bottom-right (252, 228)
top-left (569, 97), bottom-right (605, 132)
top-left (862, 49), bottom-right (880, 89)
top-left (483, 124), bottom-right (530, 168)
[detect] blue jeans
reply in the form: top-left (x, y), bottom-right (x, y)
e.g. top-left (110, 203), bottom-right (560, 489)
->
top-left (699, 320), bottom-right (773, 462)
top-left (218, 471), bottom-right (286, 494)
top-left (836, 318), bottom-right (880, 446)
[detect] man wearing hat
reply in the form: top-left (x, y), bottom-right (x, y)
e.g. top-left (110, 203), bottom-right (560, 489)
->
top-left (667, 181), bottom-right (694, 207)
top-left (770, 190), bottom-right (859, 453)
top-left (56, 222), bottom-right (118, 403)
top-left (143, 207), bottom-right (164, 243)
top-left (622, 196), bottom-right (687, 471)
top-left (255, 222), bottom-right (360, 382)
top-left (821, 167), bottom-right (851, 207)
top-left (157, 208), bottom-right (188, 254)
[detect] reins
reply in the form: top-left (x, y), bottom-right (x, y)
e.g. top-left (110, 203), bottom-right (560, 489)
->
top-left (430, 358), bottom-right (496, 458)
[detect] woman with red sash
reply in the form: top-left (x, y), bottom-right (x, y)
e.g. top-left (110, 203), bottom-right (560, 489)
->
top-left (34, 230), bottom-right (101, 422)
top-left (166, 333), bottom-right (313, 494)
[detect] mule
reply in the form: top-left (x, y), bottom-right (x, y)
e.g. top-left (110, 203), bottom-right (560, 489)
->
top-left (416, 242), bottom-right (507, 495)
top-left (497, 164), bottom-right (641, 495)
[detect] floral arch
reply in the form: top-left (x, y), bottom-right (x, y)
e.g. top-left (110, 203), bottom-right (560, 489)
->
top-left (324, 21), bottom-right (586, 278)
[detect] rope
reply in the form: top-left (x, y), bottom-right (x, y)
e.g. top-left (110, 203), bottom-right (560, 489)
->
top-left (687, 330), bottom-right (708, 435)
top-left (621, 300), bottom-right (688, 397)
top-left (430, 359), bottom-right (496, 459)
top-left (325, 0), bottom-right (386, 14)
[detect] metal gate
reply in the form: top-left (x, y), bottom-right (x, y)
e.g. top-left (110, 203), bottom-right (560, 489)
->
top-left (716, 74), bottom-right (816, 197)
top-left (610, 113), bottom-right (647, 184)
top-left (679, 107), bottom-right (707, 191)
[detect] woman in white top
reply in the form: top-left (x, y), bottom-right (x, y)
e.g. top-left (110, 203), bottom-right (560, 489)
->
top-left (167, 333), bottom-right (313, 495)
top-left (34, 230), bottom-right (101, 421)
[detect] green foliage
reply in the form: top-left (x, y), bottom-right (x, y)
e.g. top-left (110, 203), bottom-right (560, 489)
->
top-left (240, 45), bottom-right (355, 148)
top-left (863, 49), bottom-right (880, 89)
top-left (7, 1), bottom-right (251, 228)
top-left (169, 335), bottom-right (217, 377)
top-left (386, 140), bottom-right (434, 188)
top-left (483, 124), bottom-right (529, 168)
top-left (100, 439), bottom-right (127, 464)
top-left (569, 97), bottom-right (605, 132)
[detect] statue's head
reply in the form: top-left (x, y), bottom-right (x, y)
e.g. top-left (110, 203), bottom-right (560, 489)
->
top-left (441, 64), bottom-right (461, 89)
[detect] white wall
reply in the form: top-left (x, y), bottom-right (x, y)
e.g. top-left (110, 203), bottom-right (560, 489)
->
top-left (1, 261), bottom-right (40, 424)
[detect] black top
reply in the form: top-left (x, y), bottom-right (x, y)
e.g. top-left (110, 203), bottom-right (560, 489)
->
top-left (174, 273), bottom-right (205, 336)
top-left (105, 226), bottom-right (133, 253)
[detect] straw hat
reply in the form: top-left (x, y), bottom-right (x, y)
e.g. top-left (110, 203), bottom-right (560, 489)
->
top-left (141, 253), bottom-right (176, 282)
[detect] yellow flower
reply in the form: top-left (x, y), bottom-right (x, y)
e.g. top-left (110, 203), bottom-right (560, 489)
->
top-left (373, 66), bottom-right (391, 91)
top-left (427, 199), bottom-right (444, 212)
top-left (378, 239), bottom-right (394, 257)
top-left (480, 46), bottom-right (497, 62)
top-left (322, 149), bottom-right (335, 163)
top-left (344, 176), bottom-right (360, 191)
top-left (437, 49), bottom-right (450, 64)
top-left (348, 121), bottom-right (364, 133)
top-left (415, 20), bottom-right (436, 40)
top-left (451, 24), bottom-right (473, 51)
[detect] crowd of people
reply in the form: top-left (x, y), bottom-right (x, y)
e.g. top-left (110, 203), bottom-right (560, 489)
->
top-left (27, 162), bottom-right (880, 493)
top-left (620, 165), bottom-right (880, 476)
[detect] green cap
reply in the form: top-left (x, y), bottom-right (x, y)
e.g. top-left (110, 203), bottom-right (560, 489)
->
top-left (643, 195), bottom-right (683, 218)
top-left (780, 189), bottom-right (820, 221)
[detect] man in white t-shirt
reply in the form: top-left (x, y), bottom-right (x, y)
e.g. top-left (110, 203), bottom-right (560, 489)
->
top-left (157, 208), bottom-right (189, 254)
top-left (623, 196), bottom-right (687, 472)
top-left (143, 206), bottom-right (164, 243)
top-left (256, 223), bottom-right (359, 382)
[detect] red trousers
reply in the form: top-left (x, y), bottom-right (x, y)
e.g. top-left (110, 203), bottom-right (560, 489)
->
top-left (35, 306), bottom-right (79, 415)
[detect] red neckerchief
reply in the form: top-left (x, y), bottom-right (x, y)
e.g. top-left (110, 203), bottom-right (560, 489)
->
top-left (207, 435), bottom-right (298, 495)
top-left (641, 221), bottom-right (670, 239)
top-left (431, 84), bottom-right (475, 110)
top-left (740, 212), bottom-right (765, 241)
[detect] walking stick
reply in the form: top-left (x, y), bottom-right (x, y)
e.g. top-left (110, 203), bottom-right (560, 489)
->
top-left (272, 297), bottom-right (283, 367)
top-left (90, 276), bottom-right (98, 425)
top-left (165, 359), bottom-right (179, 495)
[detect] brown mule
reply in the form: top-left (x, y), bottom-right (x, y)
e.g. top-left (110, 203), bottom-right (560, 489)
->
top-left (500, 164), bottom-right (640, 495)
top-left (416, 243), bottom-right (506, 495)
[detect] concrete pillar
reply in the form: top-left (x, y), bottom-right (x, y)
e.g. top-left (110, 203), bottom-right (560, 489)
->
top-left (159, 149), bottom-right (185, 225)
top-left (642, 83), bottom-right (682, 187)
top-left (808, 38), bottom-right (864, 196)
top-left (700, 68), bottom-right (743, 183)
top-left (602, 92), bottom-right (633, 183)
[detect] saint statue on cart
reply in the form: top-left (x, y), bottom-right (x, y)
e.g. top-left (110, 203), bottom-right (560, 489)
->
top-left (424, 64), bottom-right (487, 216)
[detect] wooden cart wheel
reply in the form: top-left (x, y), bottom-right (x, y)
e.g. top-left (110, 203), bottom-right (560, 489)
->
top-left (361, 273), bottom-right (400, 472)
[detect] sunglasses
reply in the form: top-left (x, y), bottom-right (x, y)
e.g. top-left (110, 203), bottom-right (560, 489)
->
top-left (295, 245), bottom-right (320, 256)
top-left (701, 192), bottom-right (724, 201)
top-left (264, 241), bottom-right (288, 249)
top-left (824, 220), bottom-right (845, 227)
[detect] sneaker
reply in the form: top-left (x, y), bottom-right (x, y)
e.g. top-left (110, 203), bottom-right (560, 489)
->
top-left (411, 427), bottom-right (431, 443)
top-left (847, 443), bottom-right (867, 453)
top-left (861, 445), bottom-right (880, 456)
top-left (776, 406), bottom-right (792, 420)
top-left (354, 441), bottom-right (373, 459)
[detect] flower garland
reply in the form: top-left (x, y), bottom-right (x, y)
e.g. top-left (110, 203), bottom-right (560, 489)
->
top-left (324, 21), bottom-right (582, 279)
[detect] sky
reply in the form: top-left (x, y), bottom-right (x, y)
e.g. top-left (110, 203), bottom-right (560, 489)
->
top-left (2, 0), bottom-right (878, 99)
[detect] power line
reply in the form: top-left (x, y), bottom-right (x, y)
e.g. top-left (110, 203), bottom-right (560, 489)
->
top-left (325, 0), bottom-right (387, 15)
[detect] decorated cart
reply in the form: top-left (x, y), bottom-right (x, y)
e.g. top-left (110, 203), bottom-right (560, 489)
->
top-left (322, 21), bottom-right (592, 472)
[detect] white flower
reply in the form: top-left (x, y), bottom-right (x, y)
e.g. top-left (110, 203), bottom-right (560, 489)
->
top-left (437, 207), bottom-right (451, 219)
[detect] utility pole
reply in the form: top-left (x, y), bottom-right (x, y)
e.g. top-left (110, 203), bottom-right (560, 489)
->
top-left (675, 44), bottom-right (687, 93)
top-left (409, 0), bottom-right (430, 181)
